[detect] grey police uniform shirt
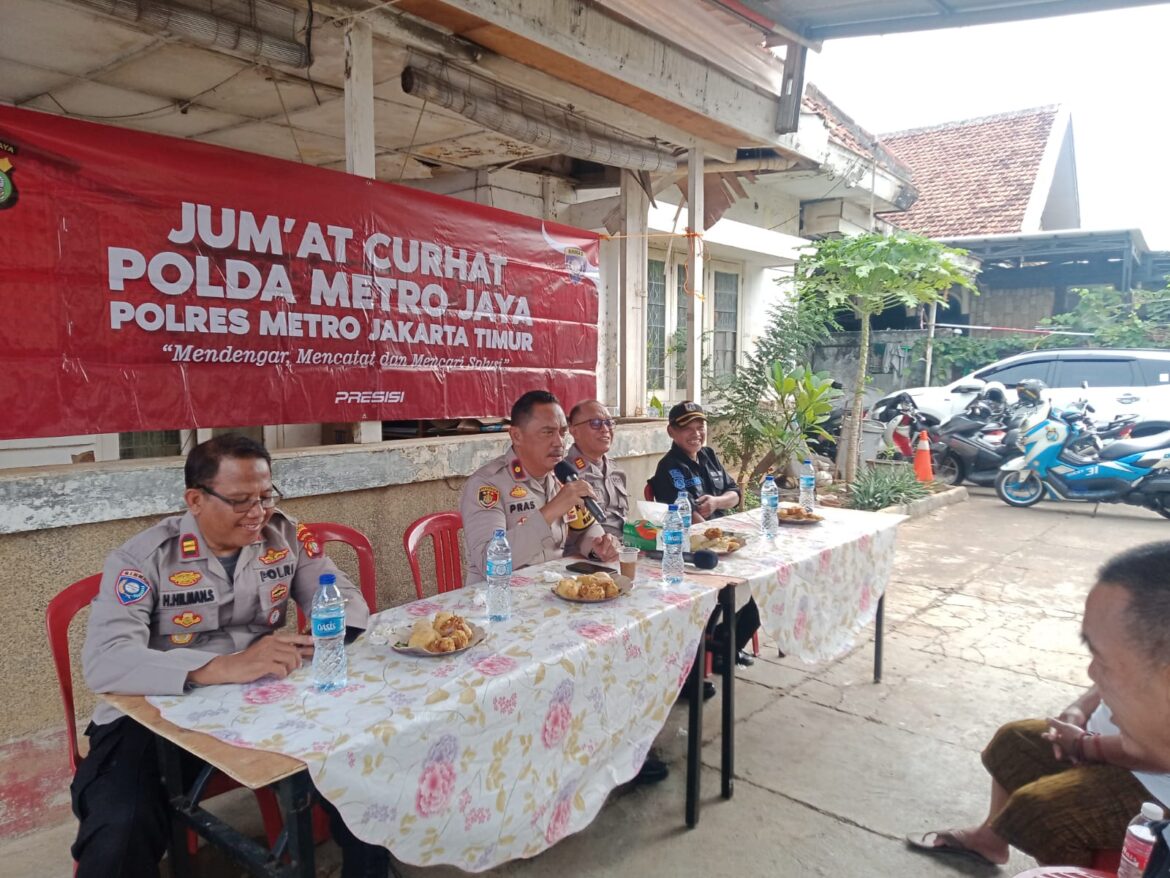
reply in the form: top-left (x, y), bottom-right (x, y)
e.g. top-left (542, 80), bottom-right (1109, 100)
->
top-left (460, 446), bottom-right (605, 585)
top-left (565, 443), bottom-right (629, 539)
top-left (82, 509), bottom-right (369, 726)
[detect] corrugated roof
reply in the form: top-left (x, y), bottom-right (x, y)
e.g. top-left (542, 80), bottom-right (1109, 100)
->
top-left (878, 107), bottom-right (1058, 237)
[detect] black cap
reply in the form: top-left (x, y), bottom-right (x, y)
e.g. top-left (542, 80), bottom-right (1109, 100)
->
top-left (668, 401), bottom-right (706, 427)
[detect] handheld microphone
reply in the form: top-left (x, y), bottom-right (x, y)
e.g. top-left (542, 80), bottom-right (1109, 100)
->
top-left (552, 460), bottom-right (606, 524)
top-left (644, 548), bottom-right (719, 570)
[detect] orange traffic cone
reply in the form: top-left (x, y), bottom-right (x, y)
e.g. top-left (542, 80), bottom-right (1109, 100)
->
top-left (913, 430), bottom-right (934, 482)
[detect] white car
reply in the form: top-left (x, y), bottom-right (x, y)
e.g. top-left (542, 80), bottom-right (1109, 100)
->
top-left (885, 349), bottom-right (1170, 424)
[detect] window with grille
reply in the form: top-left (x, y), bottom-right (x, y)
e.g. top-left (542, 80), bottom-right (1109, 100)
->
top-left (646, 259), bottom-right (666, 391)
top-left (712, 270), bottom-right (740, 378)
top-left (119, 430), bottom-right (182, 460)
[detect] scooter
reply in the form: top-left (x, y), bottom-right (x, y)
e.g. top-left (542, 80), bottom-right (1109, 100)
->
top-left (995, 400), bottom-right (1170, 518)
top-left (873, 392), bottom-right (940, 459)
top-left (935, 396), bottom-right (1039, 487)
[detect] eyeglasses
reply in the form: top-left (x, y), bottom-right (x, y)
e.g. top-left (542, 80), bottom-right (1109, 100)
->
top-left (572, 418), bottom-right (615, 431)
top-left (198, 484), bottom-right (283, 513)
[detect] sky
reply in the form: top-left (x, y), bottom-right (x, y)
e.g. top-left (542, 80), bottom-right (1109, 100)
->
top-left (804, 3), bottom-right (1170, 249)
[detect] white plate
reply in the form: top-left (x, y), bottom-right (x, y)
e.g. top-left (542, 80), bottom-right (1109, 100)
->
top-left (389, 622), bottom-right (487, 657)
top-left (689, 530), bottom-right (751, 554)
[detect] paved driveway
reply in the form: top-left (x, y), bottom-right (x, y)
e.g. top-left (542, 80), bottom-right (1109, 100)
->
top-left (6, 490), bottom-right (1166, 876)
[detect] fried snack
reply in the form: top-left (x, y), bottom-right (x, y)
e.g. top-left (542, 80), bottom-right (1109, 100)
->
top-left (408, 620), bottom-right (439, 650)
top-left (778, 505), bottom-right (824, 523)
top-left (555, 571), bottom-right (619, 601)
top-left (434, 636), bottom-right (456, 653)
top-left (703, 527), bottom-right (724, 540)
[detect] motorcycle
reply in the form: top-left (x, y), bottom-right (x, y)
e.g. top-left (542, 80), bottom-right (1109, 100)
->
top-left (872, 392), bottom-right (940, 460)
top-left (934, 394), bottom-right (1040, 487)
top-left (994, 400), bottom-right (1170, 518)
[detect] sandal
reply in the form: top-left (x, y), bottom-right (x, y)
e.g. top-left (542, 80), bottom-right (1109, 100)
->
top-left (905, 830), bottom-right (998, 867)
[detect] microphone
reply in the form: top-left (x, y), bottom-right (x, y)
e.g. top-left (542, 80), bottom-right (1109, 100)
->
top-left (553, 460), bottom-right (606, 524)
top-left (644, 548), bottom-right (719, 570)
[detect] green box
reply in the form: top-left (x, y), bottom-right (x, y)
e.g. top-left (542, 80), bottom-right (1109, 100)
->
top-left (623, 519), bottom-right (659, 551)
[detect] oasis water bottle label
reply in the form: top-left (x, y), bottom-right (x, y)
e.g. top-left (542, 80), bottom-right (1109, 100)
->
top-left (312, 614), bottom-right (344, 638)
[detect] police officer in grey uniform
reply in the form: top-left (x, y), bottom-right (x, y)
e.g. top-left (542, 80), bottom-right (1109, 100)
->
top-left (565, 399), bottom-right (629, 539)
top-left (71, 434), bottom-right (390, 878)
top-left (460, 390), bottom-right (620, 585)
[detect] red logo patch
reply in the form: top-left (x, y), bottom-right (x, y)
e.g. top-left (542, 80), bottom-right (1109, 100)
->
top-left (180, 534), bottom-right (199, 558)
top-left (296, 524), bottom-right (321, 558)
top-left (270, 583), bottom-right (289, 603)
top-left (478, 485), bottom-right (500, 509)
top-left (168, 571), bottom-right (202, 588)
top-left (259, 548), bottom-right (289, 565)
top-left (172, 611), bottom-right (203, 629)
top-left (510, 459), bottom-right (525, 480)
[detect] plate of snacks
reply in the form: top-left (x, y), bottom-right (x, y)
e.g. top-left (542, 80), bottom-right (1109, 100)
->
top-left (777, 504), bottom-right (824, 525)
top-left (390, 612), bottom-right (486, 656)
top-left (689, 526), bottom-right (749, 554)
top-left (552, 571), bottom-right (632, 603)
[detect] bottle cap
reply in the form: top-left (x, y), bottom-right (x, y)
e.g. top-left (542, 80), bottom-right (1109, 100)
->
top-left (764, 475), bottom-right (774, 482)
top-left (668, 504), bottom-right (678, 512)
top-left (319, 573), bottom-right (336, 585)
top-left (493, 528), bottom-right (505, 538)
top-left (1142, 802), bottom-right (1164, 821)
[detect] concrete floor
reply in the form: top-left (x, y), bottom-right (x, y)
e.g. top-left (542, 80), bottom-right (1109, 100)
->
top-left (9, 489), bottom-right (1168, 877)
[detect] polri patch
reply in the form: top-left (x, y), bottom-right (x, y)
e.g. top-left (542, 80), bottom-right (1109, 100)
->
top-left (168, 570), bottom-right (202, 588)
top-left (180, 533), bottom-right (199, 558)
top-left (509, 485), bottom-right (528, 499)
top-left (172, 611), bottom-right (203, 629)
top-left (169, 633), bottom-right (194, 646)
top-left (295, 524), bottom-right (321, 558)
top-left (270, 583), bottom-right (289, 603)
top-left (259, 547), bottom-right (289, 565)
top-left (478, 485), bottom-right (500, 508)
top-left (115, 569), bottom-right (151, 605)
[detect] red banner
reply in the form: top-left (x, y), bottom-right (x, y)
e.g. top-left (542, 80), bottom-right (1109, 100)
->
top-left (0, 106), bottom-right (600, 440)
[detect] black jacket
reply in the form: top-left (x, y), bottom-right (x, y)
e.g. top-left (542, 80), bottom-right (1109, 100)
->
top-left (1145, 822), bottom-right (1170, 877)
top-left (648, 443), bottom-right (741, 519)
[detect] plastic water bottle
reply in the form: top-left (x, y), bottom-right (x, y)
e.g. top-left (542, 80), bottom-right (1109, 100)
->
top-left (1118, 801), bottom-right (1165, 878)
top-left (760, 474), bottom-right (779, 538)
top-left (311, 573), bottom-right (347, 691)
top-left (662, 504), bottom-right (685, 586)
top-left (675, 491), bottom-right (692, 531)
top-left (799, 459), bottom-right (817, 513)
top-left (485, 528), bottom-right (513, 622)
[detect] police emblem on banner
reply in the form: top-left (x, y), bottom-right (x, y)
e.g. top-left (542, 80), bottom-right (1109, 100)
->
top-left (0, 141), bottom-right (18, 210)
top-left (115, 569), bottom-right (151, 605)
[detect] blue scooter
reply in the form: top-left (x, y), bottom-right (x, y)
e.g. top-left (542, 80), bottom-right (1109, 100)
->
top-left (995, 401), bottom-right (1170, 518)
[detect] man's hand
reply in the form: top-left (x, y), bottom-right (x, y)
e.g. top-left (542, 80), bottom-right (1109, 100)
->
top-left (1057, 705), bottom-right (1089, 729)
top-left (187, 633), bottom-right (315, 687)
top-left (695, 494), bottom-right (716, 519)
top-left (590, 533), bottom-right (621, 562)
top-left (1042, 717), bottom-right (1087, 763)
top-left (541, 479), bottom-right (598, 524)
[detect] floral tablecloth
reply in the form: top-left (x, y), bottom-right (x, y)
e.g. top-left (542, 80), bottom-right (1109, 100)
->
top-left (150, 561), bottom-right (719, 871)
top-left (707, 506), bottom-right (904, 662)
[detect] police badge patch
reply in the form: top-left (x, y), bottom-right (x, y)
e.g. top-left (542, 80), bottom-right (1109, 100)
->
top-left (115, 569), bottom-right (151, 605)
top-left (478, 485), bottom-right (500, 508)
top-left (670, 468), bottom-right (687, 490)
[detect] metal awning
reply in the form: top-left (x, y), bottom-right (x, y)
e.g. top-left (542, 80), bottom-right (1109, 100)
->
top-left (718, 0), bottom-right (1170, 43)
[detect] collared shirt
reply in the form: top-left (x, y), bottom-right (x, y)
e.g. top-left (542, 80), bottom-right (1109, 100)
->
top-left (565, 443), bottom-right (629, 539)
top-left (460, 446), bottom-right (605, 585)
top-left (82, 509), bottom-right (368, 726)
top-left (648, 443), bottom-right (741, 519)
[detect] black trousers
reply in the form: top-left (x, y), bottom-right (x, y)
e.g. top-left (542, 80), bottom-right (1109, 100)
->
top-left (71, 717), bottom-right (391, 878)
top-left (709, 595), bottom-right (761, 652)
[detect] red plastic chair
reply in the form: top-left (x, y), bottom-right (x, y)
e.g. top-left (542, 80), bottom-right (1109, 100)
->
top-left (403, 511), bottom-right (465, 598)
top-left (1012, 868), bottom-right (1113, 878)
top-left (46, 575), bottom-right (283, 863)
top-left (295, 521), bottom-right (379, 633)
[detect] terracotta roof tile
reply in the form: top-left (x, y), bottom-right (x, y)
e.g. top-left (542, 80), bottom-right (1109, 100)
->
top-left (877, 107), bottom-right (1059, 237)
top-left (801, 84), bottom-right (911, 179)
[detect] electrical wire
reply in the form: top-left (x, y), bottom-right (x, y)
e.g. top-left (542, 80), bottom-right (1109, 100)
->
top-left (42, 65), bottom-right (252, 122)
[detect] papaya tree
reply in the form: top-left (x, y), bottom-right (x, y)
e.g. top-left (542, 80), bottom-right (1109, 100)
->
top-left (793, 232), bottom-right (977, 483)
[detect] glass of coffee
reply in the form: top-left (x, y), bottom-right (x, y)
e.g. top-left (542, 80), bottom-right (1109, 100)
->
top-left (618, 547), bottom-right (639, 580)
